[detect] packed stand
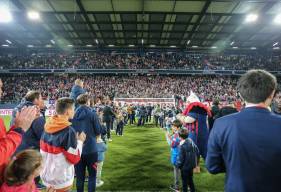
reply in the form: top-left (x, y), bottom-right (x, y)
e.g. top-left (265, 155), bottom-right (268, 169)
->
top-left (0, 75), bottom-right (238, 103)
top-left (0, 52), bottom-right (281, 70)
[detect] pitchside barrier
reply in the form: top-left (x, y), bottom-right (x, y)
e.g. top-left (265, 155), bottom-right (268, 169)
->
top-left (114, 98), bottom-right (176, 106)
top-left (0, 109), bottom-right (56, 117)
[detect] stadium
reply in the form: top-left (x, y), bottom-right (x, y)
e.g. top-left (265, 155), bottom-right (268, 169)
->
top-left (0, 0), bottom-right (281, 192)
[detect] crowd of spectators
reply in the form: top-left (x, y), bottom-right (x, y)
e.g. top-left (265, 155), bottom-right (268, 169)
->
top-left (0, 52), bottom-right (280, 70)
top-left (1, 75), bottom-right (238, 103)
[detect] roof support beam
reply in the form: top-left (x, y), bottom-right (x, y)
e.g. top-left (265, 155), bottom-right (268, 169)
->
top-left (76, 0), bottom-right (97, 42)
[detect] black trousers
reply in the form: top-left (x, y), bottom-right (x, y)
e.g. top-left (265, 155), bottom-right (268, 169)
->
top-left (181, 169), bottom-right (195, 192)
top-left (105, 120), bottom-right (111, 139)
top-left (154, 115), bottom-right (159, 127)
top-left (137, 115), bottom-right (146, 126)
top-left (116, 122), bottom-right (124, 135)
top-left (75, 153), bottom-right (98, 192)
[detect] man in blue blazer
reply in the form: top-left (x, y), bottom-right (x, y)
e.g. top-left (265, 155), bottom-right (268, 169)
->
top-left (206, 69), bottom-right (281, 192)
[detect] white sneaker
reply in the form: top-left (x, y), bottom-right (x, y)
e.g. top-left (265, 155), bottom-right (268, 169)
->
top-left (108, 139), bottom-right (113, 142)
top-left (96, 180), bottom-right (104, 188)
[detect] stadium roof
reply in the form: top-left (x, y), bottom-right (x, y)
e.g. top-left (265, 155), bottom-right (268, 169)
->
top-left (0, 0), bottom-right (281, 50)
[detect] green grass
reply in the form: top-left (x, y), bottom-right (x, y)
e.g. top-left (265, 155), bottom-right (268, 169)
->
top-left (1, 116), bottom-right (225, 191)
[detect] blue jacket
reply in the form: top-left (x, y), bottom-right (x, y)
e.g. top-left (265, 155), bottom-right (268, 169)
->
top-left (176, 138), bottom-right (199, 171)
top-left (166, 132), bottom-right (180, 165)
top-left (10, 100), bottom-right (33, 126)
top-left (97, 142), bottom-right (107, 162)
top-left (70, 85), bottom-right (85, 101)
top-left (11, 100), bottom-right (46, 153)
top-left (72, 105), bottom-right (101, 154)
top-left (206, 107), bottom-right (281, 192)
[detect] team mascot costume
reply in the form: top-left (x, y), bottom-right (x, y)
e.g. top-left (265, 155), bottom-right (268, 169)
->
top-left (176, 91), bottom-right (211, 172)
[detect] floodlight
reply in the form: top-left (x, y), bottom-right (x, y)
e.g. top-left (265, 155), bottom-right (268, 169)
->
top-left (108, 45), bottom-right (114, 47)
top-left (170, 45), bottom-right (176, 48)
top-left (192, 45), bottom-right (198, 48)
top-left (230, 41), bottom-right (234, 46)
top-left (273, 47), bottom-right (280, 50)
top-left (245, 14), bottom-right (258, 23)
top-left (6, 40), bottom-right (12, 44)
top-left (141, 39), bottom-right (144, 44)
top-left (187, 40), bottom-right (190, 45)
top-left (149, 45), bottom-right (156, 47)
top-left (45, 44), bottom-right (52, 48)
top-left (2, 44), bottom-right (9, 47)
top-left (86, 44), bottom-right (93, 47)
top-left (67, 44), bottom-right (73, 47)
top-left (27, 45), bottom-right (34, 48)
top-left (232, 46), bottom-right (238, 49)
top-left (27, 11), bottom-right (40, 20)
top-left (211, 46), bottom-right (217, 49)
top-left (50, 40), bottom-right (55, 44)
top-left (95, 39), bottom-right (99, 44)
top-left (273, 42), bottom-right (278, 47)
top-left (129, 45), bottom-right (135, 47)
top-left (251, 47), bottom-right (256, 50)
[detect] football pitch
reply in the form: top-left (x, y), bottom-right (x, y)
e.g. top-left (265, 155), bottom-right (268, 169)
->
top-left (1, 115), bottom-right (225, 191)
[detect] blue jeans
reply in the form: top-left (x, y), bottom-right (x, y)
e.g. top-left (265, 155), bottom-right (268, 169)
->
top-left (75, 153), bottom-right (98, 192)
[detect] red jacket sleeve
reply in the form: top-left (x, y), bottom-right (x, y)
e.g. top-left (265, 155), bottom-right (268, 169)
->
top-left (0, 118), bottom-right (23, 181)
top-left (0, 119), bottom-right (22, 165)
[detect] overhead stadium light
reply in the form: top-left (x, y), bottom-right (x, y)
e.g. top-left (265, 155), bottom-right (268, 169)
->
top-left (95, 39), bottom-right (99, 44)
top-left (273, 42), bottom-right (279, 47)
top-left (170, 45), bottom-right (176, 48)
top-left (232, 46), bottom-right (238, 49)
top-left (45, 44), bottom-right (52, 48)
top-left (230, 41), bottom-right (234, 46)
top-left (27, 45), bottom-right (34, 48)
top-left (274, 14), bottom-right (281, 25)
top-left (27, 11), bottom-right (40, 20)
top-left (2, 44), bottom-right (9, 47)
top-left (149, 45), bottom-right (156, 47)
top-left (245, 14), bottom-right (258, 23)
top-left (50, 39), bottom-right (55, 44)
top-left (211, 46), bottom-right (217, 49)
top-left (108, 44), bottom-right (114, 47)
top-left (187, 40), bottom-right (190, 45)
top-left (273, 47), bottom-right (280, 50)
top-left (6, 40), bottom-right (12, 44)
top-left (86, 44), bottom-right (93, 47)
top-left (0, 7), bottom-right (12, 23)
top-left (67, 44), bottom-right (73, 47)
top-left (141, 39), bottom-right (144, 44)
top-left (251, 47), bottom-right (257, 50)
top-left (129, 44), bottom-right (135, 47)
top-left (192, 45), bottom-right (198, 48)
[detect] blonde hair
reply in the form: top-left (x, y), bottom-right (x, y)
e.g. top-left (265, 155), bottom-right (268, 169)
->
top-left (75, 79), bottom-right (83, 86)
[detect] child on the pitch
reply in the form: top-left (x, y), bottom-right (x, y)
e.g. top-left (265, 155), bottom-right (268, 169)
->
top-left (176, 128), bottom-right (199, 192)
top-left (165, 119), bottom-right (182, 191)
top-left (96, 135), bottom-right (107, 187)
top-left (40, 98), bottom-right (86, 192)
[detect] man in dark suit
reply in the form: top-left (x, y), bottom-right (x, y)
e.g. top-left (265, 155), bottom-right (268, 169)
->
top-left (206, 70), bottom-right (281, 192)
top-left (103, 101), bottom-right (115, 142)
